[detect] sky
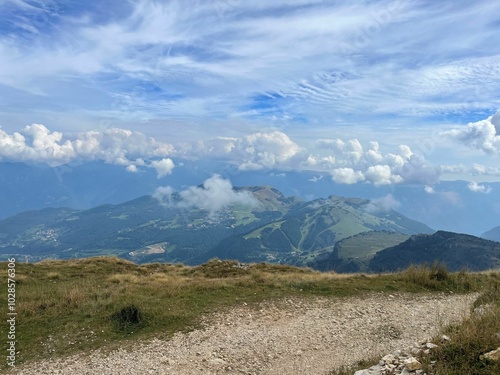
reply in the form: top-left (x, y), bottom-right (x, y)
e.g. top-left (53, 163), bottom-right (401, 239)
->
top-left (1, 0), bottom-right (500, 189)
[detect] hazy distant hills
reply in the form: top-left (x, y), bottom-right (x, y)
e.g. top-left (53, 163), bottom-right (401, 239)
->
top-left (482, 226), bottom-right (500, 242)
top-left (1, 161), bottom-right (500, 236)
top-left (0, 185), bottom-right (432, 266)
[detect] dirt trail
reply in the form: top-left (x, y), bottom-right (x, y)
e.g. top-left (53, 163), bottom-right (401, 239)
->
top-left (14, 292), bottom-right (476, 375)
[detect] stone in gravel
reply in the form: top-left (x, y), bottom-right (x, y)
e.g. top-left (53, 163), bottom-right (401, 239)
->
top-left (411, 347), bottom-right (422, 356)
top-left (382, 354), bottom-right (396, 364)
top-left (403, 357), bottom-right (422, 371)
top-left (426, 342), bottom-right (439, 349)
top-left (208, 358), bottom-right (226, 366)
top-left (354, 364), bottom-right (383, 375)
top-left (482, 347), bottom-right (500, 361)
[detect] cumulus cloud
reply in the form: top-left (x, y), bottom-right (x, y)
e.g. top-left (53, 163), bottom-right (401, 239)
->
top-left (170, 175), bottom-right (259, 213)
top-left (443, 110), bottom-right (500, 154)
top-left (0, 124), bottom-right (75, 165)
top-left (192, 131), bottom-right (301, 171)
top-left (365, 164), bottom-right (403, 185)
top-left (0, 124), bottom-right (175, 176)
top-left (126, 164), bottom-right (138, 173)
top-left (365, 194), bottom-right (401, 213)
top-left (179, 175), bottom-right (259, 213)
top-left (318, 138), bottom-right (439, 185)
top-left (467, 181), bottom-right (492, 193)
top-left (330, 168), bottom-right (365, 184)
top-left (150, 158), bottom-right (175, 178)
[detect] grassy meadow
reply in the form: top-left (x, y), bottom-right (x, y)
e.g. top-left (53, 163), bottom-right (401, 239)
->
top-left (0, 257), bottom-right (498, 373)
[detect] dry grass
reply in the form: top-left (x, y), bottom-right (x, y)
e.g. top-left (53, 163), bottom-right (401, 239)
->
top-left (420, 276), bottom-right (500, 375)
top-left (0, 257), bottom-right (495, 370)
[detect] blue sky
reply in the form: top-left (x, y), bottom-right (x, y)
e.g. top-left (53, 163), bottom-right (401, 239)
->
top-left (0, 0), bottom-right (500, 186)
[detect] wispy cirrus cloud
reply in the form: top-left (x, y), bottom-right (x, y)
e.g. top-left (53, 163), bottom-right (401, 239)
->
top-left (1, 0), bottom-right (499, 129)
top-left (1, 1), bottom-right (500, 183)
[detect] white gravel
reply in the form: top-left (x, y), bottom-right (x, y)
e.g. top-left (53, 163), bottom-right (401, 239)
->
top-left (12, 292), bottom-right (476, 375)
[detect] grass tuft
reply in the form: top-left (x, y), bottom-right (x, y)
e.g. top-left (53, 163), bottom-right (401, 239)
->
top-left (111, 305), bottom-right (144, 333)
top-left (396, 262), bottom-right (476, 292)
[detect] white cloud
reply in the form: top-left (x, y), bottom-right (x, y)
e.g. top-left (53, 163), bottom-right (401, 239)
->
top-left (0, 124), bottom-right (75, 165)
top-left (153, 185), bottom-right (175, 207)
top-left (365, 164), bottom-right (403, 185)
top-left (365, 194), bottom-right (401, 213)
top-left (126, 164), bottom-right (138, 173)
top-left (177, 174), bottom-right (259, 213)
top-left (317, 137), bottom-right (439, 185)
top-left (0, 124), bottom-right (175, 174)
top-left (308, 175), bottom-right (324, 183)
top-left (330, 168), bottom-right (365, 184)
top-left (424, 185), bottom-right (435, 194)
top-left (1, 0), bottom-right (500, 140)
top-left (442, 163), bottom-right (500, 178)
top-left (150, 158), bottom-right (175, 178)
top-left (192, 131), bottom-right (301, 171)
top-left (443, 110), bottom-right (500, 154)
top-left (467, 181), bottom-right (492, 194)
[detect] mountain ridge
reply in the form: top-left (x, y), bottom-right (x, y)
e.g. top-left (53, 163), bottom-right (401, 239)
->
top-left (0, 186), bottom-right (432, 267)
top-left (369, 230), bottom-right (500, 272)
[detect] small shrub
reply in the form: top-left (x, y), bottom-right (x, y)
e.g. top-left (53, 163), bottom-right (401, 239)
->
top-left (430, 261), bottom-right (449, 281)
top-left (399, 262), bottom-right (455, 290)
top-left (111, 305), bottom-right (144, 332)
top-left (64, 286), bottom-right (85, 308)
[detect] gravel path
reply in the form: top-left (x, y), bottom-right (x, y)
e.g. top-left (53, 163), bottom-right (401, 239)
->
top-left (13, 292), bottom-right (476, 375)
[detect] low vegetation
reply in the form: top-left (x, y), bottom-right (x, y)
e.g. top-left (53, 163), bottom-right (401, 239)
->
top-left (329, 267), bottom-right (500, 375)
top-left (0, 257), bottom-right (497, 372)
top-left (419, 275), bottom-right (500, 374)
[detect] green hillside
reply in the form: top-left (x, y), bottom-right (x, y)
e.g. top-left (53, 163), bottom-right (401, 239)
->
top-left (0, 187), bottom-right (434, 267)
top-left (370, 231), bottom-right (500, 272)
top-left (309, 231), bottom-right (410, 272)
top-left (197, 196), bottom-right (433, 266)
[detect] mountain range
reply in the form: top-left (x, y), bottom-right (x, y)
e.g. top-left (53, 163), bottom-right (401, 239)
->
top-left (2, 183), bottom-right (499, 272)
top-left (1, 161), bottom-right (499, 236)
top-left (0, 186), bottom-right (434, 266)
